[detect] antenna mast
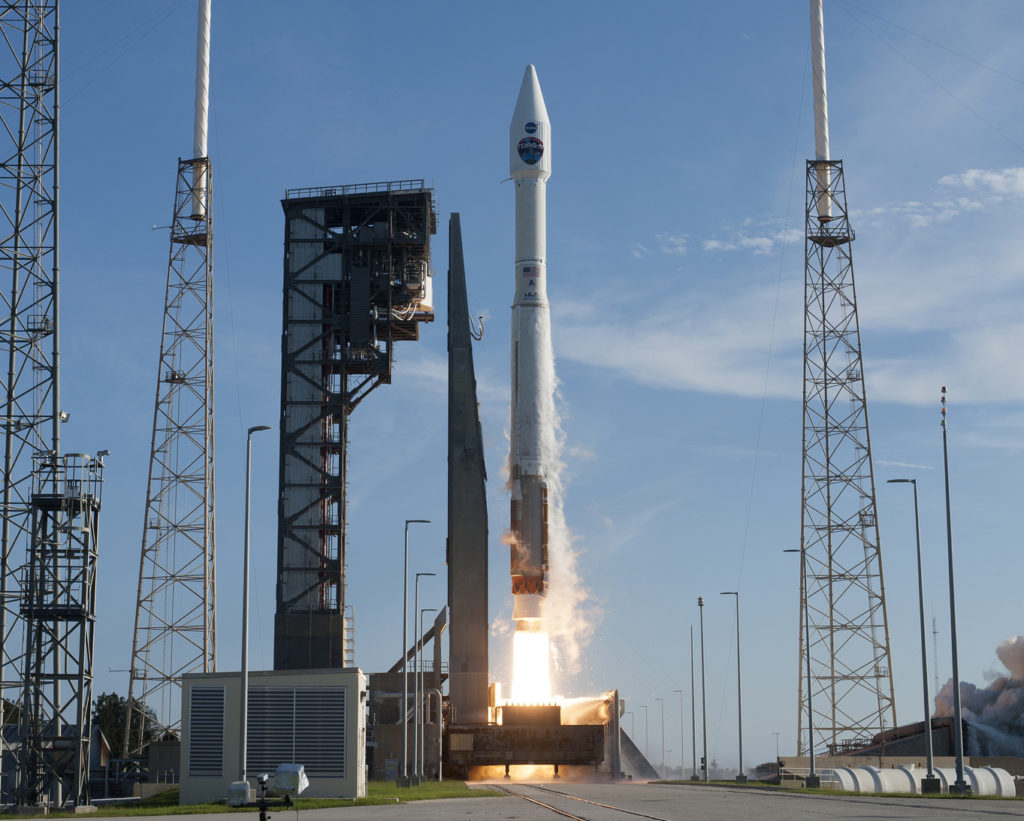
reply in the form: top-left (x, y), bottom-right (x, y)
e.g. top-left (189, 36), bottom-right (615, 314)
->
top-left (125, 0), bottom-right (216, 756)
top-left (798, 0), bottom-right (896, 756)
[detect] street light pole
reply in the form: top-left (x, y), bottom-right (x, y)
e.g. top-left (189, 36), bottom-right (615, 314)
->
top-left (419, 606), bottom-right (438, 779)
top-left (784, 549), bottom-right (818, 788)
top-left (240, 425), bottom-right (270, 785)
top-left (413, 572), bottom-right (435, 782)
top-left (401, 519), bottom-right (430, 783)
top-left (721, 591), bottom-right (745, 782)
top-left (940, 388), bottom-right (969, 794)
top-left (698, 596), bottom-right (708, 782)
top-left (886, 478), bottom-right (939, 793)
top-left (640, 704), bottom-right (648, 760)
top-left (689, 626), bottom-right (697, 781)
top-left (672, 689), bottom-right (684, 776)
top-left (655, 696), bottom-right (665, 778)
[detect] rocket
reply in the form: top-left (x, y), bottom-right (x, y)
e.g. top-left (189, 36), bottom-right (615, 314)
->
top-left (508, 65), bottom-right (552, 627)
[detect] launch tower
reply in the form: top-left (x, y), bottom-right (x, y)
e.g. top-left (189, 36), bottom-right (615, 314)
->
top-left (798, 0), bottom-right (896, 755)
top-left (126, 0), bottom-right (215, 755)
top-left (276, 180), bottom-right (435, 670)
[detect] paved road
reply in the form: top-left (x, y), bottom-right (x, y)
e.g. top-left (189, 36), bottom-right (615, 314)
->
top-left (121, 782), bottom-right (1024, 821)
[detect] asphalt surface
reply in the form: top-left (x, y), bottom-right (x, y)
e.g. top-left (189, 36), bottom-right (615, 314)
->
top-left (115, 782), bottom-right (1024, 821)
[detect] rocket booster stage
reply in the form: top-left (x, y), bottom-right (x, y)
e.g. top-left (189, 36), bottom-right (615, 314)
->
top-left (509, 65), bottom-right (552, 626)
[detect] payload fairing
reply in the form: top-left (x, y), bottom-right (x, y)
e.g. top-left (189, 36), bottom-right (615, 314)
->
top-left (508, 65), bottom-right (552, 628)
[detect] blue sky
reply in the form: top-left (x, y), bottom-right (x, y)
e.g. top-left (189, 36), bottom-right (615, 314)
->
top-left (52, 1), bottom-right (1024, 771)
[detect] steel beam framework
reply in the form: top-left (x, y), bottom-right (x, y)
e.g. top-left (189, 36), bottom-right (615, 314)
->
top-left (125, 157), bottom-right (214, 755)
top-left (799, 159), bottom-right (896, 755)
top-left (18, 453), bottom-right (101, 807)
top-left (276, 181), bottom-right (434, 670)
top-left (0, 0), bottom-right (61, 803)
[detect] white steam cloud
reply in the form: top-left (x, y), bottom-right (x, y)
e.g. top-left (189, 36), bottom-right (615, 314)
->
top-left (535, 313), bottom-right (600, 685)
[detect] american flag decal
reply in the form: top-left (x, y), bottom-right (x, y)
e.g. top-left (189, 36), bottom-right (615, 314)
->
top-left (522, 265), bottom-right (540, 275)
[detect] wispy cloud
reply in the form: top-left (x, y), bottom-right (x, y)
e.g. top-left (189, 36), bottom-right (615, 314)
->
top-left (702, 227), bottom-right (801, 255)
top-left (875, 460), bottom-right (935, 471)
top-left (939, 167), bottom-right (1024, 197)
top-left (656, 232), bottom-right (688, 255)
top-left (855, 167), bottom-right (1024, 231)
top-left (854, 196), bottom-right (984, 229)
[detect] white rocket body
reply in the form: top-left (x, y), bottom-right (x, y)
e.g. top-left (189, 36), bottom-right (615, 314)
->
top-left (509, 65), bottom-right (552, 626)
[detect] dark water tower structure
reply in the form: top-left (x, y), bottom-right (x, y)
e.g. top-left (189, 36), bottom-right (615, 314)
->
top-left (276, 181), bottom-right (435, 670)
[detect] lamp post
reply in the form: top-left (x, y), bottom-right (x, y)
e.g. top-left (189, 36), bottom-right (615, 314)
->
top-left (689, 627), bottom-right (697, 781)
top-left (640, 704), bottom-right (648, 760)
top-left (240, 425), bottom-right (270, 784)
top-left (886, 478), bottom-right (939, 793)
top-left (940, 388), bottom-right (969, 794)
top-left (413, 573), bottom-right (435, 782)
top-left (698, 597), bottom-right (708, 782)
top-left (401, 519), bottom-right (430, 783)
top-left (655, 696), bottom-right (665, 778)
top-left (784, 549), bottom-right (819, 788)
top-left (720, 591), bottom-right (745, 782)
top-left (672, 689), bottom-right (684, 776)
top-left (419, 606), bottom-right (438, 779)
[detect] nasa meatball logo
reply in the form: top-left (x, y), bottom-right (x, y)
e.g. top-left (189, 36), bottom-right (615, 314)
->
top-left (517, 137), bottom-right (544, 165)
top-left (524, 121), bottom-right (537, 134)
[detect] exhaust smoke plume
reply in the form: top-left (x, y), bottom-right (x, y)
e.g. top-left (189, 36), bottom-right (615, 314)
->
top-left (934, 635), bottom-right (1024, 756)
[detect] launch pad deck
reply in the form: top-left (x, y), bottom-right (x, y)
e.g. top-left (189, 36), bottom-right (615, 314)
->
top-left (446, 723), bottom-right (604, 776)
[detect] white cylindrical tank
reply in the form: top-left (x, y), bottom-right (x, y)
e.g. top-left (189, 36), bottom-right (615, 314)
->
top-left (933, 766), bottom-right (1015, 796)
top-left (897, 765), bottom-right (925, 794)
top-left (933, 766), bottom-right (958, 792)
top-left (865, 766), bottom-right (916, 793)
top-left (832, 767), bottom-right (874, 792)
top-left (834, 764), bottom-right (1013, 796)
top-left (967, 766), bottom-right (1015, 797)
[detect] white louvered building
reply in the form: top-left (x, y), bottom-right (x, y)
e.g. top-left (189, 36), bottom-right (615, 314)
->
top-left (180, 668), bottom-right (366, 803)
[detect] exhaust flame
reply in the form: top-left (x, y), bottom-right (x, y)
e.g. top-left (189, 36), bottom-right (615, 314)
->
top-left (512, 626), bottom-right (552, 703)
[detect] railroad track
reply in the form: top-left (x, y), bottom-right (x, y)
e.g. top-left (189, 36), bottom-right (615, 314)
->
top-left (498, 783), bottom-right (676, 821)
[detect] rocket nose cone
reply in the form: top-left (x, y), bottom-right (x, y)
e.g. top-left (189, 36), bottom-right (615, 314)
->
top-left (513, 64), bottom-right (548, 125)
top-left (511, 65), bottom-right (551, 177)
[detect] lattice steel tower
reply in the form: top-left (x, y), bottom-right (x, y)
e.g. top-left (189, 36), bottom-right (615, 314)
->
top-left (276, 180), bottom-right (435, 670)
top-left (1, 2), bottom-right (105, 806)
top-left (18, 453), bottom-right (102, 806)
top-left (125, 0), bottom-right (215, 755)
top-left (798, 0), bottom-right (895, 756)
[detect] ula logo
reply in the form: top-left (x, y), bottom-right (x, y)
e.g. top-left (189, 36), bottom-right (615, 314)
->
top-left (517, 137), bottom-right (543, 165)
top-left (525, 121), bottom-right (537, 134)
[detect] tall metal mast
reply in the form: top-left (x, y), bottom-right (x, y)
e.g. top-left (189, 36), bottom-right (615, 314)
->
top-left (125, 0), bottom-right (215, 755)
top-left (798, 0), bottom-right (896, 755)
top-left (0, 0), bottom-right (60, 802)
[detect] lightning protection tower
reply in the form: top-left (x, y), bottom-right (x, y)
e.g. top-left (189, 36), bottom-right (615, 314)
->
top-left (798, 0), bottom-right (896, 756)
top-left (125, 0), bottom-right (215, 757)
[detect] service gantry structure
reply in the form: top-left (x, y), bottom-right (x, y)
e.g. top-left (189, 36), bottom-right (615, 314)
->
top-left (276, 180), bottom-right (435, 670)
